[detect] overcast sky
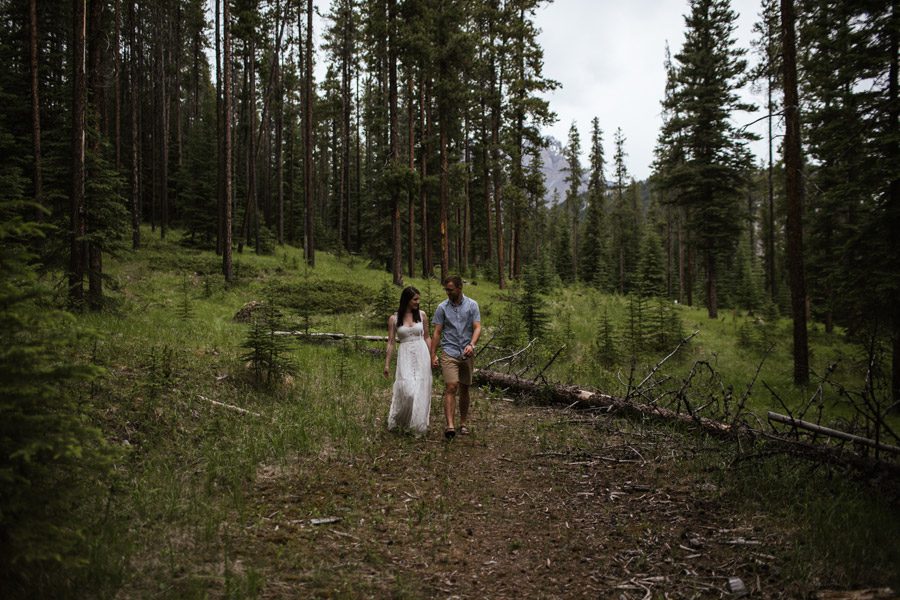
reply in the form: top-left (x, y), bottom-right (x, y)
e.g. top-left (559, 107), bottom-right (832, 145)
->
top-left (536, 0), bottom-right (770, 181)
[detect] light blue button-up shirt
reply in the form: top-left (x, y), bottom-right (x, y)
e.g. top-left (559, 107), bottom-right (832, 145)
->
top-left (433, 294), bottom-right (481, 359)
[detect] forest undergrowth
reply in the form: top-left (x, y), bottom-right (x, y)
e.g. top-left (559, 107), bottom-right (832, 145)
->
top-left (6, 232), bottom-right (899, 598)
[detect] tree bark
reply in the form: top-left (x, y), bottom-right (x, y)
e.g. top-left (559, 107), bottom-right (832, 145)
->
top-left (87, 0), bottom-right (104, 310)
top-left (341, 3), bottom-right (352, 251)
top-left (888, 0), bottom-right (899, 404)
top-left (767, 75), bottom-right (777, 301)
top-left (70, 0), bottom-right (87, 306)
top-left (420, 74), bottom-right (432, 277)
top-left (156, 3), bottom-right (168, 240)
top-left (482, 101), bottom-right (492, 263)
top-left (490, 38), bottom-right (504, 289)
top-left (389, 0), bottom-right (402, 285)
top-left (222, 0), bottom-right (233, 281)
top-left (276, 15), bottom-right (284, 246)
top-left (781, 0), bottom-right (809, 385)
top-left (240, 38), bottom-right (257, 253)
top-left (29, 0), bottom-right (43, 214)
top-left (114, 0), bottom-right (121, 170)
top-left (463, 113), bottom-right (471, 274)
top-left (129, 0), bottom-right (140, 249)
top-left (439, 110), bottom-right (450, 280)
top-left (304, 0), bottom-right (315, 267)
top-left (407, 75), bottom-right (416, 278)
top-left (706, 249), bottom-right (718, 319)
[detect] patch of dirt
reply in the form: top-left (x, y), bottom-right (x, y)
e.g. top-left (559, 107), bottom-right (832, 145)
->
top-left (225, 393), bottom-right (807, 599)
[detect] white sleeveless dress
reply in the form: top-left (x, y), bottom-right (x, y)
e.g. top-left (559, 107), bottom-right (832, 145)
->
top-left (387, 321), bottom-right (433, 434)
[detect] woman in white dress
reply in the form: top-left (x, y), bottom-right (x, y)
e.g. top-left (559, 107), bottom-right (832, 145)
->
top-left (383, 286), bottom-right (433, 435)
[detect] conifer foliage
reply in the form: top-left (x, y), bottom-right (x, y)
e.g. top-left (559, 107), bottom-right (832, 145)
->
top-left (656, 0), bottom-right (756, 319)
top-left (0, 174), bottom-right (112, 588)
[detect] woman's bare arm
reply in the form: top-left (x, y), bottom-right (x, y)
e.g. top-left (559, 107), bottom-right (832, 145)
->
top-left (384, 314), bottom-right (396, 377)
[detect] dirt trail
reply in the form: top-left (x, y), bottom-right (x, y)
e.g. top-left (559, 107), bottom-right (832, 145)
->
top-left (235, 392), bottom-right (797, 599)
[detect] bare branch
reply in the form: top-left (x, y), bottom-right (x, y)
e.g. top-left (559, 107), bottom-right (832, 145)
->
top-left (483, 337), bottom-right (537, 369)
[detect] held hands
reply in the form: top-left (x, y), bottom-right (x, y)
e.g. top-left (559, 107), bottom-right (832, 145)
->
top-left (431, 354), bottom-right (439, 368)
top-left (463, 343), bottom-right (474, 358)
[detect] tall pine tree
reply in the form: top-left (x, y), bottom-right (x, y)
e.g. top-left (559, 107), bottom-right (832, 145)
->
top-left (657, 0), bottom-right (756, 318)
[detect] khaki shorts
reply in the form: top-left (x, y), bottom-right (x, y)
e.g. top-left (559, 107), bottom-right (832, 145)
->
top-left (440, 353), bottom-right (474, 386)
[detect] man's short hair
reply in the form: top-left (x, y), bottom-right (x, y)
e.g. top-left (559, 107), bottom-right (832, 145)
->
top-left (442, 274), bottom-right (463, 288)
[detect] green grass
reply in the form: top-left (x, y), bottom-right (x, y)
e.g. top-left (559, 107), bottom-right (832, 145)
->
top-left (22, 227), bottom-right (895, 598)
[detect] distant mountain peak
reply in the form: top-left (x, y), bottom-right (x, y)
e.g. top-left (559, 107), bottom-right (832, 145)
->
top-left (532, 135), bottom-right (587, 204)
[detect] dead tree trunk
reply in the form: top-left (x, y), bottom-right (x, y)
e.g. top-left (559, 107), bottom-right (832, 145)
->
top-left (473, 369), bottom-right (900, 476)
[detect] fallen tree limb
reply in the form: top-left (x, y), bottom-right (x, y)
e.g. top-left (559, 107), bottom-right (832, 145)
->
top-left (197, 395), bottom-right (264, 418)
top-left (484, 338), bottom-right (537, 369)
top-left (274, 331), bottom-right (388, 342)
top-left (767, 411), bottom-right (900, 456)
top-left (474, 369), bottom-right (741, 440)
top-left (473, 369), bottom-right (900, 477)
top-left (631, 330), bottom-right (699, 395)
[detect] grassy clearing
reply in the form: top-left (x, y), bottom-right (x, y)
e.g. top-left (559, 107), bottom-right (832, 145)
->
top-left (26, 228), bottom-right (896, 598)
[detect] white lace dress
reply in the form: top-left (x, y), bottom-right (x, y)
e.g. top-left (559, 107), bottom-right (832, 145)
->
top-left (387, 321), bottom-right (433, 434)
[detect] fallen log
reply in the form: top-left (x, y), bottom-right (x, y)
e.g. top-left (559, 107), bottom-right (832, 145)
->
top-left (474, 369), bottom-right (900, 477)
top-left (274, 331), bottom-right (388, 342)
top-left (767, 411), bottom-right (900, 456)
top-left (473, 369), bottom-right (742, 440)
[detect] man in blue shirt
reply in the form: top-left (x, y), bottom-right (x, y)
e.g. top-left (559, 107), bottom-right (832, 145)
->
top-left (430, 275), bottom-right (482, 439)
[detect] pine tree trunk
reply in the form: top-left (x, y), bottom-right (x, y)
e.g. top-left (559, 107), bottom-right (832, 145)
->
top-left (463, 112), bottom-right (470, 274)
top-left (407, 76), bottom-right (416, 278)
top-left (767, 69), bottom-right (777, 301)
top-left (888, 0), bottom-right (899, 405)
top-left (455, 205), bottom-right (462, 272)
top-left (87, 0), bottom-right (104, 310)
top-left (222, 0), bottom-right (233, 281)
top-left (439, 113), bottom-right (450, 280)
top-left (304, 0), bottom-right (314, 267)
top-left (355, 72), bottom-right (361, 252)
top-left (491, 90), bottom-right (504, 290)
top-left (29, 0), bottom-right (43, 214)
top-left (70, 0), bottom-right (87, 306)
top-left (114, 0), bottom-right (121, 170)
top-left (130, 0), bottom-right (140, 249)
top-left (420, 75), bottom-right (431, 278)
top-left (482, 107), bottom-right (492, 262)
top-left (88, 0), bottom-right (104, 133)
top-left (781, 0), bottom-right (809, 385)
top-left (215, 0), bottom-right (223, 255)
top-left (678, 214), bottom-right (685, 303)
top-left (389, 0), bottom-right (402, 285)
top-left (276, 25), bottom-right (284, 246)
top-left (156, 4), bottom-right (168, 240)
top-left (174, 6), bottom-right (182, 174)
top-left (247, 40), bottom-right (258, 253)
top-left (686, 241), bottom-right (694, 307)
top-left (340, 6), bottom-right (352, 251)
top-left (88, 246), bottom-right (102, 310)
top-left (706, 249), bottom-right (718, 319)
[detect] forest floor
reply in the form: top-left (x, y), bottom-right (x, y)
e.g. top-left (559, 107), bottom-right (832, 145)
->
top-left (123, 387), bottom-right (871, 600)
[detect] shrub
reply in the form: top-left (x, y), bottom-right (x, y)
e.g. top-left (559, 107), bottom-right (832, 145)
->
top-left (0, 197), bottom-right (115, 592)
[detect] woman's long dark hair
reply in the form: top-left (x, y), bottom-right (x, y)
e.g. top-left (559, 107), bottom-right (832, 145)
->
top-left (396, 286), bottom-right (421, 325)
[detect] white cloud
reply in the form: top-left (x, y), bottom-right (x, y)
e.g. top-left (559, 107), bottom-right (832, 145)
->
top-left (537, 0), bottom-right (772, 181)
